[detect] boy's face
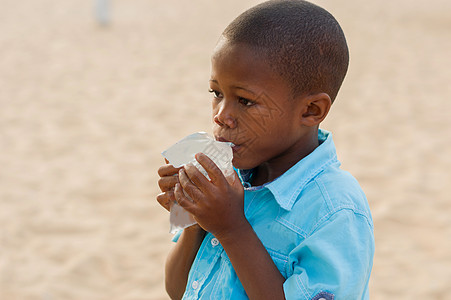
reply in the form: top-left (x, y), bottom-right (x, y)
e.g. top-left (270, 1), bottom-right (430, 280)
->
top-left (210, 39), bottom-right (308, 170)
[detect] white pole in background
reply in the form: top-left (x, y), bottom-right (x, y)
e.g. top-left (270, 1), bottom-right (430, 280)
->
top-left (95, 0), bottom-right (110, 25)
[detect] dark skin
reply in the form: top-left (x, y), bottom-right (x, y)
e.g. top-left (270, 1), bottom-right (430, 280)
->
top-left (157, 38), bottom-right (331, 300)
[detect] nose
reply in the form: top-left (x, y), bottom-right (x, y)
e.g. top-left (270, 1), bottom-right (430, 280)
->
top-left (213, 101), bottom-right (236, 128)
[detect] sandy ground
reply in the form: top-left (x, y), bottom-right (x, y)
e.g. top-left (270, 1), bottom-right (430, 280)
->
top-left (1, 0), bottom-right (450, 299)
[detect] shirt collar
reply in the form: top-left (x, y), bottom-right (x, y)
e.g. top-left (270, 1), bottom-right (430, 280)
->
top-left (237, 129), bottom-right (339, 211)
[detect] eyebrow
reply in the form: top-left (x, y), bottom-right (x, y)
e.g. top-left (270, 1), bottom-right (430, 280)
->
top-left (209, 80), bottom-right (257, 95)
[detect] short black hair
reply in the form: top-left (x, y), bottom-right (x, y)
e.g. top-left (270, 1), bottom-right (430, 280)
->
top-left (222, 0), bottom-right (349, 101)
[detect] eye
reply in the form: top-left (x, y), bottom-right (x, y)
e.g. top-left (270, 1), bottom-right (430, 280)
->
top-left (208, 89), bottom-right (223, 99)
top-left (238, 97), bottom-right (255, 107)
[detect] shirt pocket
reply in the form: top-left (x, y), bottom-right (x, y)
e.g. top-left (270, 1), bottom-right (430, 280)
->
top-left (266, 248), bottom-right (290, 279)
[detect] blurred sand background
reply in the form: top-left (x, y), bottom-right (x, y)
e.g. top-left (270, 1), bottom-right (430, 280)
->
top-left (0, 0), bottom-right (450, 299)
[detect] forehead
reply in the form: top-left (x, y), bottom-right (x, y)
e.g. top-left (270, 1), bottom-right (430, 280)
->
top-left (210, 39), bottom-right (289, 94)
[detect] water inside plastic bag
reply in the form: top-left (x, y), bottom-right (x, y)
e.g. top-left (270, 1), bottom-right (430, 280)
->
top-left (162, 132), bottom-right (234, 234)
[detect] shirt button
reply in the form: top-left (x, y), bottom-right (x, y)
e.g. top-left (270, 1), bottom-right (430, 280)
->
top-left (211, 238), bottom-right (219, 247)
top-left (191, 280), bottom-right (199, 289)
top-left (318, 298), bottom-right (326, 300)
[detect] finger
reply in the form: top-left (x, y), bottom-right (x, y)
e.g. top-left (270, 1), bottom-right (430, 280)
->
top-left (183, 163), bottom-right (211, 192)
top-left (174, 183), bottom-right (197, 214)
top-left (158, 174), bottom-right (179, 192)
top-left (226, 168), bottom-right (241, 187)
top-left (158, 164), bottom-right (182, 177)
top-left (178, 168), bottom-right (203, 201)
top-left (156, 191), bottom-right (175, 211)
top-left (195, 153), bottom-right (227, 185)
top-left (164, 158), bottom-right (169, 164)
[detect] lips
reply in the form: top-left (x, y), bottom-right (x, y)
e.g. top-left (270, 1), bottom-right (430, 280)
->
top-left (215, 136), bottom-right (233, 144)
top-left (215, 136), bottom-right (241, 152)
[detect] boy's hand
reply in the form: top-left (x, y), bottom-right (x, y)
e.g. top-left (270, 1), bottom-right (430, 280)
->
top-left (174, 153), bottom-right (246, 239)
top-left (157, 160), bottom-right (182, 211)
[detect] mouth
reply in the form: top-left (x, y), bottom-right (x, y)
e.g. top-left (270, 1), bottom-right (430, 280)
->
top-left (215, 136), bottom-right (241, 152)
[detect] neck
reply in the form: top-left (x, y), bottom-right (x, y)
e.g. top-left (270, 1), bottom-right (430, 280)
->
top-left (252, 129), bottom-right (319, 186)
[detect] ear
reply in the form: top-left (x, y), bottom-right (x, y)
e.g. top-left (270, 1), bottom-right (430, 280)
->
top-left (299, 93), bottom-right (331, 126)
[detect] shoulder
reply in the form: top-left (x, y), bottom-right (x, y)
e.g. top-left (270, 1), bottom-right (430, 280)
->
top-left (315, 165), bottom-right (371, 217)
top-left (279, 163), bottom-right (373, 237)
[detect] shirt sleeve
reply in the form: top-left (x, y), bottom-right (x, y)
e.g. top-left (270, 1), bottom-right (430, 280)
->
top-left (283, 209), bottom-right (374, 300)
top-left (172, 229), bottom-right (183, 242)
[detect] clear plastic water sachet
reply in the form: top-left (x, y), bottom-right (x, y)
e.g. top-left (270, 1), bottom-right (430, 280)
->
top-left (162, 132), bottom-right (234, 234)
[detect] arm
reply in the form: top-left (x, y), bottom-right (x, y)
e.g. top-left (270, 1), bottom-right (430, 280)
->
top-left (157, 163), bottom-right (206, 299)
top-left (283, 210), bottom-right (374, 299)
top-left (175, 153), bottom-right (285, 300)
top-left (165, 225), bottom-right (206, 300)
top-left (216, 221), bottom-right (286, 299)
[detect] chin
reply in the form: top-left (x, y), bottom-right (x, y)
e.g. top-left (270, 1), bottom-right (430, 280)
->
top-left (231, 157), bottom-right (244, 170)
top-left (232, 157), bottom-right (257, 171)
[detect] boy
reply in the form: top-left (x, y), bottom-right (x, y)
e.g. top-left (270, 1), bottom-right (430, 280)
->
top-left (157, 1), bottom-right (374, 299)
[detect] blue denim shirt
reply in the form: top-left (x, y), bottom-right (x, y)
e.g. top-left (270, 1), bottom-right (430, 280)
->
top-left (177, 129), bottom-right (374, 300)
